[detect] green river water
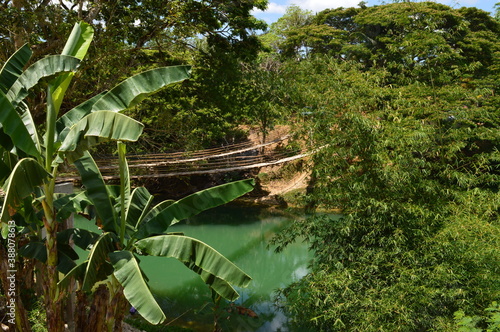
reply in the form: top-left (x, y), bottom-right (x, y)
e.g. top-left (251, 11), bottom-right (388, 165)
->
top-left (75, 203), bottom-right (313, 331)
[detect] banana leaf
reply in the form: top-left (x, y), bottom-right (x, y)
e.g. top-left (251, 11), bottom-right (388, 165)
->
top-left (56, 65), bottom-right (191, 143)
top-left (92, 66), bottom-right (191, 112)
top-left (0, 44), bottom-right (32, 93)
top-left (134, 179), bottom-right (254, 239)
top-left (0, 91), bottom-right (41, 158)
top-left (58, 111), bottom-right (144, 164)
top-left (125, 187), bottom-right (154, 232)
top-left (109, 250), bottom-right (166, 325)
top-left (6, 55), bottom-right (80, 108)
top-left (50, 21), bottom-right (94, 113)
top-left (0, 158), bottom-right (51, 228)
top-left (135, 235), bottom-right (252, 301)
top-left (81, 232), bottom-right (116, 292)
top-left (58, 260), bottom-right (88, 290)
top-left (55, 92), bottom-right (107, 142)
top-left (73, 152), bottom-right (118, 233)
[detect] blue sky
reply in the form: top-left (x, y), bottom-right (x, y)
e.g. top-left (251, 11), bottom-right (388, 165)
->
top-left (252, 0), bottom-right (498, 24)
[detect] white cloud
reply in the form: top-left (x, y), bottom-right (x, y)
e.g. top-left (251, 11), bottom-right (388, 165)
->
top-left (254, 0), bottom-right (364, 17)
top-left (252, 2), bottom-right (287, 15)
top-left (290, 0), bottom-right (361, 12)
top-left (267, 2), bottom-right (289, 13)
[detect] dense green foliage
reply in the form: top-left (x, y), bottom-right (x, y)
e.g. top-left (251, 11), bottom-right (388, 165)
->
top-left (266, 2), bottom-right (500, 331)
top-left (0, 23), bottom-right (254, 331)
top-left (1, 1), bottom-right (500, 330)
top-left (1, 0), bottom-right (270, 151)
top-left (455, 301), bottom-right (500, 331)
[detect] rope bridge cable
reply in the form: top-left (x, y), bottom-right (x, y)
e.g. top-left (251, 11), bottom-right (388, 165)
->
top-left (56, 136), bottom-right (311, 182)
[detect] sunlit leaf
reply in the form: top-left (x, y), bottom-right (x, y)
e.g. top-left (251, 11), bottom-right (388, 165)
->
top-left (135, 179), bottom-right (254, 239)
top-left (135, 235), bottom-right (252, 301)
top-left (58, 111), bottom-right (144, 164)
top-left (6, 55), bottom-right (80, 108)
top-left (92, 66), bottom-right (191, 112)
top-left (50, 22), bottom-right (94, 113)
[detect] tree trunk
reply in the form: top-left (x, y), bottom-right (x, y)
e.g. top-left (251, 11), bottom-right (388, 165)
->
top-left (87, 285), bottom-right (109, 332)
top-left (44, 213), bottom-right (64, 332)
top-left (107, 288), bottom-right (127, 332)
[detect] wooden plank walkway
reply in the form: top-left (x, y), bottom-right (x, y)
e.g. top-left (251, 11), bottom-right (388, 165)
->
top-left (57, 136), bottom-right (309, 182)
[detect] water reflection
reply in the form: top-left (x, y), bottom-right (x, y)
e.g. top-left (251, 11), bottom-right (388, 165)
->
top-left (139, 204), bottom-right (313, 331)
top-left (74, 204), bottom-right (313, 331)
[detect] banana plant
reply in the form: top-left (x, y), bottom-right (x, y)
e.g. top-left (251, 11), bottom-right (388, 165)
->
top-left (56, 143), bottom-right (254, 328)
top-left (0, 22), bottom-right (191, 331)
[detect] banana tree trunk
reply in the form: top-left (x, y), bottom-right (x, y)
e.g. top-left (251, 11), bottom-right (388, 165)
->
top-left (42, 198), bottom-right (64, 332)
top-left (106, 288), bottom-right (127, 332)
top-left (88, 285), bottom-right (109, 332)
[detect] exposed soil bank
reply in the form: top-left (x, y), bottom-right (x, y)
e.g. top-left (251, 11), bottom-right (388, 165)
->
top-left (139, 125), bottom-right (311, 208)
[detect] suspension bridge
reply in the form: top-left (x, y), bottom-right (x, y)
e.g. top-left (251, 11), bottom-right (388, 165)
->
top-left (57, 136), bottom-right (310, 182)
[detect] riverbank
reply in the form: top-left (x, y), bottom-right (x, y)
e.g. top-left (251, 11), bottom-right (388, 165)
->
top-left (133, 125), bottom-right (312, 208)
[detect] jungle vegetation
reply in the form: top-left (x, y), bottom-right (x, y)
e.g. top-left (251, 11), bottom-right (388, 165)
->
top-left (0, 0), bottom-right (499, 331)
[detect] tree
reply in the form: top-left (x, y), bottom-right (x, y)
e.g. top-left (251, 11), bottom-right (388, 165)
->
top-left (0, 0), bottom-right (268, 63)
top-left (1, 0), bottom-right (269, 152)
top-left (260, 5), bottom-right (321, 58)
top-left (306, 3), bottom-right (500, 86)
top-left (271, 52), bottom-right (500, 330)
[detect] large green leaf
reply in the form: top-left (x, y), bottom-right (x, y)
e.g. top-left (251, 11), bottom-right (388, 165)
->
top-left (19, 101), bottom-right (41, 155)
top-left (62, 22), bottom-right (94, 60)
top-left (18, 241), bottom-right (47, 262)
top-left (109, 250), bottom-right (166, 325)
top-left (57, 228), bottom-right (100, 251)
top-left (53, 191), bottom-right (92, 222)
top-left (0, 44), bottom-right (32, 93)
top-left (56, 65), bottom-right (189, 146)
top-left (0, 91), bottom-right (41, 157)
top-left (50, 22), bottom-right (94, 113)
top-left (91, 66), bottom-right (191, 112)
top-left (135, 235), bottom-right (252, 301)
top-left (18, 241), bottom-right (78, 274)
top-left (140, 199), bottom-right (175, 225)
top-left (58, 260), bottom-right (88, 290)
top-left (57, 247), bottom-right (79, 274)
top-left (0, 44), bottom-right (32, 154)
top-left (81, 232), bottom-right (116, 292)
top-left (0, 55), bottom-right (79, 158)
top-left (125, 187), bottom-right (154, 232)
top-left (73, 152), bottom-right (117, 233)
top-left (58, 111), bottom-right (144, 164)
top-left (6, 55), bottom-right (80, 108)
top-left (55, 92), bottom-right (107, 142)
top-left (0, 158), bottom-right (51, 226)
top-left (134, 179), bottom-right (255, 239)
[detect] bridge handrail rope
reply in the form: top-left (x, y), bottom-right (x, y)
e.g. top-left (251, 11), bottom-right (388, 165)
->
top-left (103, 151), bottom-right (312, 180)
top-left (57, 135), bottom-right (314, 182)
top-left (94, 135), bottom-right (291, 169)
